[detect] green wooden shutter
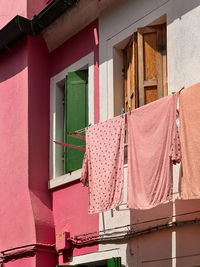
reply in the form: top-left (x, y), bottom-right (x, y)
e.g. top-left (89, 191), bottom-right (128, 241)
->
top-left (64, 70), bottom-right (88, 174)
top-left (107, 257), bottom-right (121, 267)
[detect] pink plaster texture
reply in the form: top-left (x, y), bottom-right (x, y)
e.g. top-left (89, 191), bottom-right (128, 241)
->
top-left (27, 35), bottom-right (55, 245)
top-left (0, 39), bottom-right (36, 251)
top-left (50, 19), bottom-right (99, 123)
top-left (0, 0), bottom-right (27, 29)
top-left (0, 35), bottom-right (56, 266)
top-left (4, 257), bottom-right (35, 267)
top-left (53, 182), bottom-right (99, 265)
top-left (0, 4), bottom-right (99, 264)
top-left (50, 20), bottom-right (99, 263)
top-left (0, 0), bottom-right (48, 29)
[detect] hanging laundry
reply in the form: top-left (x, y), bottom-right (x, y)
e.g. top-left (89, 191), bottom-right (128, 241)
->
top-left (81, 116), bottom-right (125, 214)
top-left (179, 83), bottom-right (200, 199)
top-left (127, 93), bottom-right (181, 210)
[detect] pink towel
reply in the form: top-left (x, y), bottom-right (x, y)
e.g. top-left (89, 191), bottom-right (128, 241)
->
top-left (127, 94), bottom-right (181, 209)
top-left (180, 83), bottom-right (200, 199)
top-left (81, 116), bottom-right (125, 214)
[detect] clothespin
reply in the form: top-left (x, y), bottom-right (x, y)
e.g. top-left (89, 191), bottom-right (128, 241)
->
top-left (67, 132), bottom-right (85, 141)
top-left (121, 107), bottom-right (125, 117)
top-left (128, 105), bottom-right (131, 114)
top-left (178, 86), bottom-right (185, 94)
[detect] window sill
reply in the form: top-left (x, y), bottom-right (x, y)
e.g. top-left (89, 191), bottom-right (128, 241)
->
top-left (49, 164), bottom-right (128, 189)
top-left (48, 169), bottom-right (82, 189)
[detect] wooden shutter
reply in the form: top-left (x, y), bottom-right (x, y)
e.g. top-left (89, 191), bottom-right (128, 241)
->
top-left (137, 24), bottom-right (167, 106)
top-left (64, 70), bottom-right (88, 174)
top-left (107, 257), bottom-right (121, 267)
top-left (123, 32), bottom-right (138, 112)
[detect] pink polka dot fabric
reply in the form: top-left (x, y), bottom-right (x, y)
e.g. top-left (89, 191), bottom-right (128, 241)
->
top-left (81, 116), bottom-right (125, 214)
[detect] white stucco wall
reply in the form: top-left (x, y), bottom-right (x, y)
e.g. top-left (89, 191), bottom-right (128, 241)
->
top-left (98, 0), bottom-right (200, 266)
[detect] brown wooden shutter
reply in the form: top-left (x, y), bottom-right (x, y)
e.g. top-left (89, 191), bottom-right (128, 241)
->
top-left (137, 24), bottom-right (167, 106)
top-left (123, 32), bottom-right (138, 113)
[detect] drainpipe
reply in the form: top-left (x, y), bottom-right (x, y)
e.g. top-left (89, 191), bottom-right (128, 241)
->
top-left (0, 0), bottom-right (79, 53)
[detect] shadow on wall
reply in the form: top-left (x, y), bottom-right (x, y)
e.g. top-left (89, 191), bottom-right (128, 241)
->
top-left (167, 0), bottom-right (200, 25)
top-left (99, 0), bottom-right (200, 64)
top-left (126, 199), bottom-right (200, 267)
top-left (0, 37), bottom-right (28, 83)
top-left (127, 202), bottom-right (173, 267)
top-left (175, 199), bottom-right (200, 267)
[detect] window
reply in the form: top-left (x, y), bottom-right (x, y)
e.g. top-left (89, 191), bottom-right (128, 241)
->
top-left (56, 257), bottom-right (121, 267)
top-left (55, 69), bottom-right (88, 176)
top-left (50, 53), bottom-right (94, 184)
top-left (123, 23), bottom-right (167, 111)
top-left (64, 70), bottom-right (88, 173)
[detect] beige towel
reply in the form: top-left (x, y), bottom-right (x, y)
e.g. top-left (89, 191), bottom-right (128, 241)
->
top-left (180, 83), bottom-right (200, 198)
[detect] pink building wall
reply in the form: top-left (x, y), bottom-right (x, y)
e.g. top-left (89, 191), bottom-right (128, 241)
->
top-left (0, 0), bottom-right (27, 28)
top-left (50, 19), bottom-right (99, 123)
top-left (50, 19), bottom-right (99, 264)
top-left (27, 0), bottom-right (48, 19)
top-left (27, 34), bottom-right (55, 245)
top-left (0, 35), bottom-right (56, 266)
top-left (0, 39), bottom-right (36, 251)
top-left (0, 0), bottom-right (100, 263)
top-left (4, 257), bottom-right (35, 267)
top-left (0, 2), bottom-right (99, 262)
top-left (0, 0), bottom-right (47, 29)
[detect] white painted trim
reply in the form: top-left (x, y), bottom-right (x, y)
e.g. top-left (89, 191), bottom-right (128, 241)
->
top-left (99, 1), bottom-right (170, 120)
top-left (48, 169), bottom-right (81, 189)
top-left (69, 248), bottom-right (120, 265)
top-left (50, 52), bottom-right (94, 182)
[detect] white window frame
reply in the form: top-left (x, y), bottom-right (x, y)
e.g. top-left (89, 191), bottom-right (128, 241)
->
top-left (68, 248), bottom-right (120, 265)
top-left (99, 8), bottom-right (167, 122)
top-left (49, 52), bottom-right (94, 189)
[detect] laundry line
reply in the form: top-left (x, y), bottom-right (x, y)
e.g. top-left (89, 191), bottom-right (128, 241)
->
top-left (51, 140), bottom-right (86, 151)
top-left (52, 89), bottom-right (184, 151)
top-left (69, 89), bottom-right (184, 134)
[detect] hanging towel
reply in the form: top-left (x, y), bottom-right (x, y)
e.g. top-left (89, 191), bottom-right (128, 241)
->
top-left (81, 116), bottom-right (125, 214)
top-left (179, 83), bottom-right (200, 199)
top-left (127, 93), bottom-right (181, 209)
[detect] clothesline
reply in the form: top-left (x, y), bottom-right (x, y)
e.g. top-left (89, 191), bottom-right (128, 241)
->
top-left (70, 89), bottom-right (184, 134)
top-left (52, 140), bottom-right (86, 151)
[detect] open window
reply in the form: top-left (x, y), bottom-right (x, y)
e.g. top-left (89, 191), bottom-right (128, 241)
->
top-left (64, 70), bottom-right (88, 173)
top-left (124, 23), bottom-right (167, 111)
top-left (114, 21), bottom-right (167, 115)
top-left (54, 69), bottom-right (88, 177)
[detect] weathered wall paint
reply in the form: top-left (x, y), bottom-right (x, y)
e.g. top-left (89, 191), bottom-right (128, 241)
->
top-left (50, 20), bottom-right (99, 264)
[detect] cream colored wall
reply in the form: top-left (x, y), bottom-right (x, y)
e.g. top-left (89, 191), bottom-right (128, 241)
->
top-left (99, 0), bottom-right (200, 266)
